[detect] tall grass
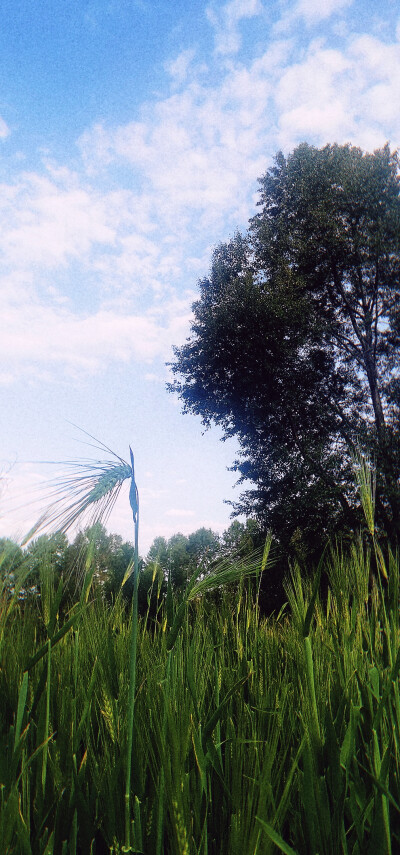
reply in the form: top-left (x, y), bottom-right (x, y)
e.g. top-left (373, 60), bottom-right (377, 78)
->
top-left (1, 450), bottom-right (400, 852)
top-left (1, 530), bottom-right (400, 853)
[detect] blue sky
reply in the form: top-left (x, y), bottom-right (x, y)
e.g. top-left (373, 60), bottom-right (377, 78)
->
top-left (0, 0), bottom-right (399, 553)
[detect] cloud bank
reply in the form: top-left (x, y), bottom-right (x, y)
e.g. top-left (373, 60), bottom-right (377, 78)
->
top-left (1, 0), bottom-right (400, 386)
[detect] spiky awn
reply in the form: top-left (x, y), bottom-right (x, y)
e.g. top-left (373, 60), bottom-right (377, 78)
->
top-left (22, 430), bottom-right (139, 544)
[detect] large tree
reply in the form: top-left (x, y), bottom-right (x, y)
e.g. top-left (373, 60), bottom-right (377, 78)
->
top-left (168, 143), bottom-right (400, 553)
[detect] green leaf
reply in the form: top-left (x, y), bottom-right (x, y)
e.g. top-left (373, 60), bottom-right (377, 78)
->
top-left (187, 642), bottom-right (200, 722)
top-left (303, 564), bottom-right (322, 638)
top-left (324, 705), bottom-right (344, 803)
top-left (48, 574), bottom-right (65, 638)
top-left (191, 725), bottom-right (208, 796)
top-left (202, 675), bottom-right (248, 751)
top-left (302, 739), bottom-right (318, 853)
top-left (14, 672), bottom-right (29, 751)
top-left (76, 660), bottom-right (99, 747)
top-left (166, 571), bottom-right (174, 629)
top-left (340, 703), bottom-right (361, 771)
top-left (165, 599), bottom-right (187, 651)
top-left (26, 607), bottom-right (85, 671)
top-left (256, 817), bottom-right (299, 855)
top-left (374, 645), bottom-right (400, 730)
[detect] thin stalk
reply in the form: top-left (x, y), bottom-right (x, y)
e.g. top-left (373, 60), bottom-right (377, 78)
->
top-left (21, 430), bottom-right (141, 850)
top-left (41, 639), bottom-right (51, 796)
top-left (155, 654), bottom-right (172, 855)
top-left (125, 451), bottom-right (139, 853)
top-left (303, 634), bottom-right (321, 749)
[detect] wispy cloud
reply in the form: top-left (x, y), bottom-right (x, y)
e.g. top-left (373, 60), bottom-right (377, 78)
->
top-left (78, 85), bottom-right (266, 228)
top-left (165, 48), bottom-right (197, 86)
top-left (0, 168), bottom-right (117, 272)
top-left (206, 0), bottom-right (264, 55)
top-left (275, 33), bottom-right (400, 150)
top-left (0, 117), bottom-right (10, 139)
top-left (165, 508), bottom-right (196, 517)
top-left (0, 298), bottom-right (193, 382)
top-left (276, 0), bottom-right (353, 31)
top-left (293, 0), bottom-right (352, 25)
top-left (1, 0), bottom-right (400, 390)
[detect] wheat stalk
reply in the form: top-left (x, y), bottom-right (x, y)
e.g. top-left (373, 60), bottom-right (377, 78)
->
top-left (21, 426), bottom-right (141, 851)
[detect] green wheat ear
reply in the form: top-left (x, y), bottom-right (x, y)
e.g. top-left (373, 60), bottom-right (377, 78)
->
top-left (22, 427), bottom-right (138, 545)
top-left (353, 451), bottom-right (376, 538)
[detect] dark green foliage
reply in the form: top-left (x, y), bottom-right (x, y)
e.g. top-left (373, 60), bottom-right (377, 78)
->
top-left (220, 518), bottom-right (264, 556)
top-left (2, 520), bottom-right (273, 617)
top-left (168, 143), bottom-right (400, 556)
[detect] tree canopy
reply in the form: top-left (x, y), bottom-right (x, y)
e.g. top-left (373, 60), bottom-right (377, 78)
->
top-left (168, 143), bottom-right (400, 554)
top-left (146, 527), bottom-right (221, 589)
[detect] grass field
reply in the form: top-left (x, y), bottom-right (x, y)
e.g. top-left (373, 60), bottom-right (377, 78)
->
top-left (1, 524), bottom-right (400, 854)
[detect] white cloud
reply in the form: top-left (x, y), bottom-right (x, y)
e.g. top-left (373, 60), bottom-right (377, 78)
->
top-left (276, 0), bottom-right (353, 31)
top-left (2, 8), bottom-right (400, 389)
top-left (0, 296), bottom-right (193, 381)
top-left (274, 33), bottom-right (400, 151)
top-left (165, 508), bottom-right (195, 517)
top-left (0, 117), bottom-right (10, 139)
top-left (295, 0), bottom-right (352, 24)
top-left (0, 170), bottom-right (117, 271)
top-left (78, 22), bottom-right (400, 238)
top-left (0, 463), bottom-right (49, 545)
top-left (0, 372), bottom-right (15, 386)
top-left (206, 0), bottom-right (263, 55)
top-left (276, 44), bottom-right (353, 148)
top-left (165, 48), bottom-right (197, 86)
top-left (78, 56), bottom-right (279, 234)
top-left (0, 164), bottom-right (182, 303)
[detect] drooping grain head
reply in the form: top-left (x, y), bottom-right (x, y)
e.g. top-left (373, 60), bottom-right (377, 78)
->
top-left (87, 464), bottom-right (132, 504)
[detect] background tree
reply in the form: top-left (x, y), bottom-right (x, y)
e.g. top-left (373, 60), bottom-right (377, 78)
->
top-left (145, 527), bottom-right (220, 590)
top-left (0, 537), bottom-right (24, 594)
top-left (69, 523), bottom-right (134, 592)
top-left (186, 526), bottom-right (220, 566)
top-left (23, 525), bottom-right (137, 608)
top-left (23, 532), bottom-right (72, 605)
top-left (168, 143), bottom-right (400, 556)
top-left (220, 519), bottom-right (264, 557)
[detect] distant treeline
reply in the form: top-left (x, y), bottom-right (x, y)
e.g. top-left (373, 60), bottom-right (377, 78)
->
top-left (0, 517), bottom-right (272, 614)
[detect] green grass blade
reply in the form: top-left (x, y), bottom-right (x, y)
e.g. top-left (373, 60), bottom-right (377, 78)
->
top-left (202, 675), bottom-right (248, 750)
top-left (25, 608), bottom-right (84, 671)
top-left (41, 640), bottom-right (51, 795)
top-left (14, 672), bottom-right (29, 752)
top-left (256, 817), bottom-right (299, 855)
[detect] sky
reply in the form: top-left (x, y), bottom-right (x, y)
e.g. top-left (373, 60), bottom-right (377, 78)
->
top-left (0, 0), bottom-right (399, 554)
